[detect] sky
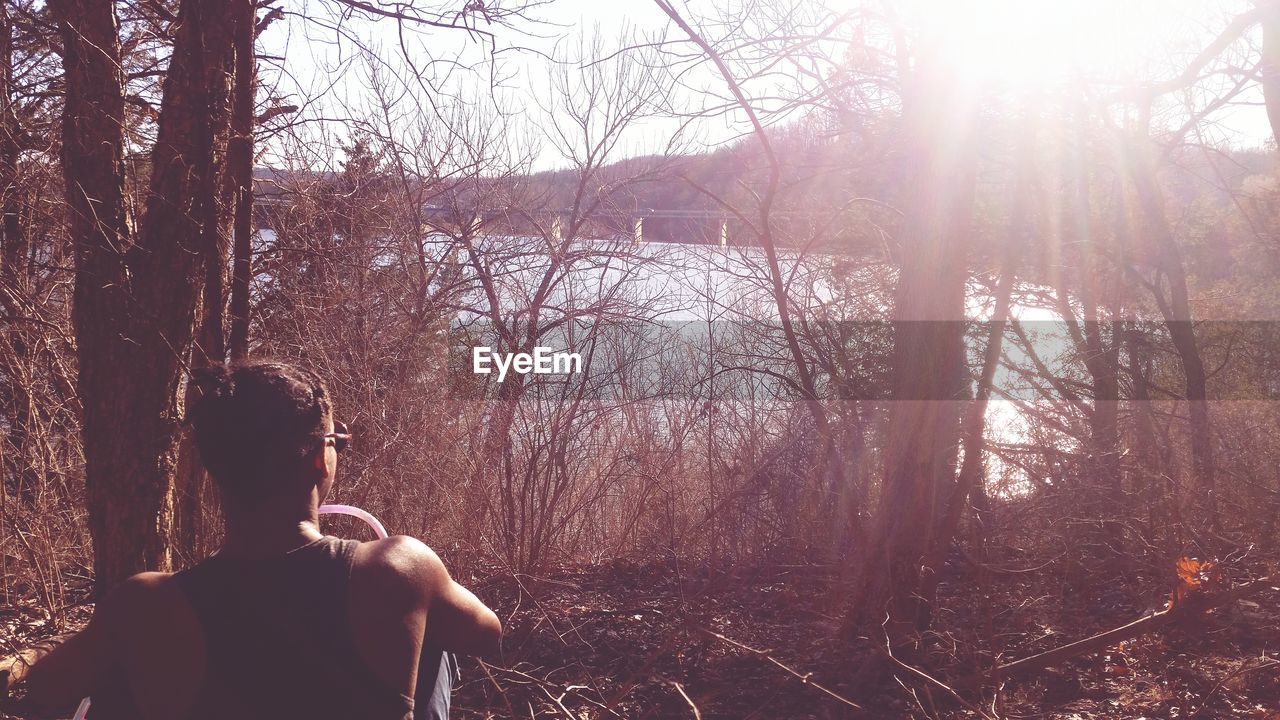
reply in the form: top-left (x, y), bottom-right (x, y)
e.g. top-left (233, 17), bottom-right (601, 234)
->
top-left (258, 0), bottom-right (1277, 170)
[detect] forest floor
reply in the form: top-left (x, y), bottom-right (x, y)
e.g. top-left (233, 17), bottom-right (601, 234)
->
top-left (452, 551), bottom-right (1280, 719)
top-left (2, 550), bottom-right (1277, 719)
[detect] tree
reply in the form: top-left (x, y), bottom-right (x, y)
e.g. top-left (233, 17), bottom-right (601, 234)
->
top-left (49, 0), bottom-right (545, 592)
top-left (849, 39), bottom-right (979, 639)
top-left (51, 0), bottom-right (244, 593)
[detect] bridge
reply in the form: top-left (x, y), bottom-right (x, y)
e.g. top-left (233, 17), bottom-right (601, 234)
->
top-left (416, 206), bottom-right (747, 248)
top-left (253, 173), bottom-right (872, 252)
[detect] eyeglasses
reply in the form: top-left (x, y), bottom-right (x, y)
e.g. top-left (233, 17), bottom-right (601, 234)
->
top-left (324, 420), bottom-right (351, 453)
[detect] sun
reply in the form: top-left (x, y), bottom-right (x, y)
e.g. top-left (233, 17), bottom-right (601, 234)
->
top-left (898, 0), bottom-right (1212, 92)
top-left (941, 1), bottom-right (1090, 87)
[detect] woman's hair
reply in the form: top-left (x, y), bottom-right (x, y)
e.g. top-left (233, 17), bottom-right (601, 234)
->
top-left (187, 360), bottom-right (333, 502)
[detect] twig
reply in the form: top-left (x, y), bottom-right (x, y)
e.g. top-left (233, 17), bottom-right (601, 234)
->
top-left (482, 661), bottom-right (620, 718)
top-left (476, 659), bottom-right (518, 719)
top-left (539, 684), bottom-right (579, 719)
top-left (669, 681), bottom-right (702, 720)
top-left (876, 617), bottom-right (995, 720)
top-left (993, 575), bottom-right (1274, 680)
top-left (697, 627), bottom-right (862, 710)
top-left (562, 684), bottom-right (620, 718)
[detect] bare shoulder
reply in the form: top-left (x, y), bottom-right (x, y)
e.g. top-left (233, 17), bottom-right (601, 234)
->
top-left (347, 536), bottom-right (441, 694)
top-left (112, 571), bottom-right (174, 595)
top-left (354, 536), bottom-right (500, 657)
top-left (106, 571), bottom-right (198, 639)
top-left (351, 535), bottom-right (448, 602)
top-left (100, 572), bottom-right (182, 629)
top-left (110, 568), bottom-right (175, 597)
top-left (108, 573), bottom-right (204, 717)
top-left (15, 572), bottom-right (187, 715)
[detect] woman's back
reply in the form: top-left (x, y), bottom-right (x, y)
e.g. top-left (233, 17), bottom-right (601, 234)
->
top-left (90, 536), bottom-right (444, 720)
top-left (171, 535), bottom-right (417, 720)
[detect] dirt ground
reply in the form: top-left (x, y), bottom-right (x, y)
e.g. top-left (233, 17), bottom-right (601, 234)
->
top-left (451, 553), bottom-right (1280, 719)
top-left (3, 552), bottom-right (1277, 719)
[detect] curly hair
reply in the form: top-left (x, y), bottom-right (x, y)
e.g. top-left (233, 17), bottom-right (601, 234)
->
top-left (187, 360), bottom-right (334, 502)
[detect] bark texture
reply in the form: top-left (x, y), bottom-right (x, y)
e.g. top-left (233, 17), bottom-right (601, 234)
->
top-left (52, 0), bottom-right (238, 593)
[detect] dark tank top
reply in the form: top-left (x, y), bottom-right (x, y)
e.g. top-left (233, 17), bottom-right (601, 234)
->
top-left (172, 536), bottom-right (416, 720)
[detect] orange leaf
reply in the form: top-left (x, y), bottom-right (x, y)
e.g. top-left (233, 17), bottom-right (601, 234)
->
top-left (1177, 557), bottom-right (1204, 587)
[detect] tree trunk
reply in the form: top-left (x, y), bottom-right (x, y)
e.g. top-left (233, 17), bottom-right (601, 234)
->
top-left (0, 3), bottom-right (21, 272)
top-left (1125, 325), bottom-right (1177, 546)
top-left (1124, 137), bottom-right (1218, 532)
top-left (1261, 1), bottom-right (1280, 146)
top-left (52, 0), bottom-right (237, 594)
top-left (174, 0), bottom-right (254, 565)
top-left (1042, 104), bottom-right (1128, 560)
top-left (849, 51), bottom-right (978, 638)
top-left (53, 0), bottom-right (152, 594)
top-left (227, 0), bottom-right (256, 360)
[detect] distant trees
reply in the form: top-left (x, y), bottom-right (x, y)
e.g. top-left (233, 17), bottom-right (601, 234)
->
top-left (0, 1), bottom-right (80, 617)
